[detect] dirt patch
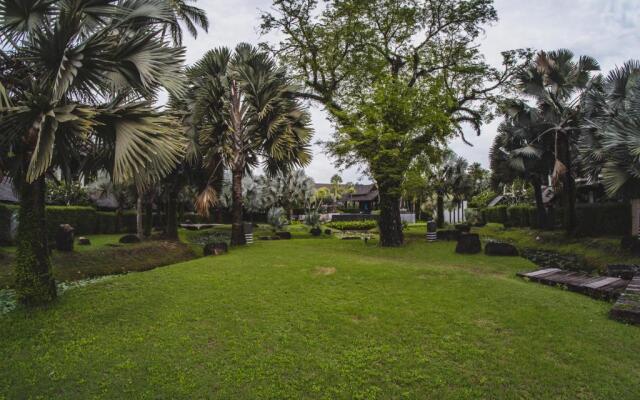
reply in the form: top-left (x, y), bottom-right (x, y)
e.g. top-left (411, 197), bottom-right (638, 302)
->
top-left (313, 267), bottom-right (336, 276)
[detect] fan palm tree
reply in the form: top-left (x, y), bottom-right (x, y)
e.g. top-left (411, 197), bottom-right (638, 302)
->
top-left (165, 0), bottom-right (209, 45)
top-left (0, 0), bottom-right (186, 305)
top-left (518, 49), bottom-right (599, 232)
top-left (431, 151), bottom-right (468, 227)
top-left (261, 169), bottom-right (315, 220)
top-left (186, 44), bottom-right (313, 245)
top-left (579, 61), bottom-right (640, 199)
top-left (490, 101), bottom-right (554, 228)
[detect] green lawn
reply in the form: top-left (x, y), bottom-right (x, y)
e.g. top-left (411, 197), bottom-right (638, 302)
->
top-left (1, 234), bottom-right (639, 399)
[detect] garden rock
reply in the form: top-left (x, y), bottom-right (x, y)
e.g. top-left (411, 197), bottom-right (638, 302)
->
top-left (119, 234), bottom-right (141, 244)
top-left (203, 242), bottom-right (228, 256)
top-left (310, 227), bottom-right (322, 236)
top-left (55, 224), bottom-right (75, 252)
top-left (485, 242), bottom-right (518, 256)
top-left (324, 229), bottom-right (332, 235)
top-left (276, 231), bottom-right (292, 240)
top-left (455, 233), bottom-right (481, 254)
top-left (621, 236), bottom-right (640, 255)
top-left (77, 237), bottom-right (91, 246)
top-left (437, 230), bottom-right (460, 241)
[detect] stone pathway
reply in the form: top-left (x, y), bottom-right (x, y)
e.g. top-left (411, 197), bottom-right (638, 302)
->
top-left (517, 268), bottom-right (629, 301)
top-left (610, 275), bottom-right (640, 325)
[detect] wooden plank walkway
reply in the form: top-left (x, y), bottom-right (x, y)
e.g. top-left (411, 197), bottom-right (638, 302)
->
top-left (610, 275), bottom-right (640, 325)
top-left (517, 268), bottom-right (629, 301)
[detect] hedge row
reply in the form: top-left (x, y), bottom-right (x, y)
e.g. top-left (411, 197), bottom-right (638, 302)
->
top-left (480, 202), bottom-right (630, 237)
top-left (325, 220), bottom-right (378, 231)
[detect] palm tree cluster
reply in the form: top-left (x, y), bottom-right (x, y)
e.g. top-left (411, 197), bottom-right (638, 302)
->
top-left (0, 0), bottom-right (211, 305)
top-left (180, 44), bottom-right (313, 245)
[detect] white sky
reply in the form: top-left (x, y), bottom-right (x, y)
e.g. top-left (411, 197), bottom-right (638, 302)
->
top-left (178, 0), bottom-right (640, 183)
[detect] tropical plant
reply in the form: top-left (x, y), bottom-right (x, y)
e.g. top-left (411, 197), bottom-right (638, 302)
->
top-left (490, 101), bottom-right (554, 228)
top-left (261, 0), bottom-right (527, 247)
top-left (579, 61), bottom-right (640, 199)
top-left (186, 44), bottom-right (313, 245)
top-left (266, 207), bottom-right (287, 232)
top-left (430, 151), bottom-right (470, 227)
top-left (517, 49), bottom-right (599, 232)
top-left (92, 179), bottom-right (135, 233)
top-left (0, 0), bottom-right (187, 305)
top-left (46, 180), bottom-right (91, 206)
top-left (261, 169), bottom-right (315, 220)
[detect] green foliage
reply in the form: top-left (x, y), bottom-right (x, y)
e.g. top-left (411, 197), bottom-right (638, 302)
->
top-left (468, 190), bottom-right (497, 208)
top-left (483, 206), bottom-right (508, 224)
top-left (267, 208), bottom-right (287, 232)
top-left (96, 212), bottom-right (118, 234)
top-left (507, 205), bottom-right (535, 227)
top-left (326, 220), bottom-right (377, 231)
top-left (574, 203), bottom-right (630, 237)
top-left (0, 204), bottom-right (18, 245)
top-left (45, 207), bottom-right (97, 238)
top-left (46, 181), bottom-right (91, 206)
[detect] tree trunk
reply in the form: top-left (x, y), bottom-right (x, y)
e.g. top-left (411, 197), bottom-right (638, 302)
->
top-left (143, 193), bottom-right (153, 238)
top-left (531, 176), bottom-right (547, 229)
top-left (115, 208), bottom-right (122, 233)
top-left (378, 189), bottom-right (403, 247)
top-left (437, 192), bottom-right (445, 228)
top-left (166, 190), bottom-right (179, 240)
top-left (136, 194), bottom-right (144, 240)
top-left (15, 176), bottom-right (56, 306)
top-left (230, 167), bottom-right (246, 246)
top-left (557, 133), bottom-right (577, 233)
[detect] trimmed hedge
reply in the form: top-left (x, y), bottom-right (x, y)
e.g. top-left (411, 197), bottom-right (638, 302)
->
top-left (482, 202), bottom-right (630, 237)
top-left (45, 206), bottom-right (97, 239)
top-left (482, 206), bottom-right (508, 224)
top-left (326, 220), bottom-right (377, 231)
top-left (330, 214), bottom-right (379, 222)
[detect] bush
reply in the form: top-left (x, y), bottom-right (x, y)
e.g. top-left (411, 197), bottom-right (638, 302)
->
top-left (574, 203), bottom-right (630, 237)
top-left (468, 190), bottom-right (496, 208)
top-left (96, 212), bottom-right (118, 234)
top-left (507, 205), bottom-right (534, 227)
top-left (45, 206), bottom-right (97, 239)
top-left (330, 214), bottom-right (379, 222)
top-left (326, 220), bottom-right (377, 231)
top-left (483, 206), bottom-right (508, 224)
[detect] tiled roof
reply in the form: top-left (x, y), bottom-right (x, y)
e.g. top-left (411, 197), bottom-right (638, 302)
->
top-left (0, 178), bottom-right (19, 203)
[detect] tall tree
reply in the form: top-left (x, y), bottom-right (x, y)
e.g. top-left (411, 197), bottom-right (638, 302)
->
top-left (186, 44), bottom-right (313, 245)
top-left (262, 0), bottom-right (525, 246)
top-left (0, 0), bottom-right (186, 305)
top-left (517, 50), bottom-right (599, 233)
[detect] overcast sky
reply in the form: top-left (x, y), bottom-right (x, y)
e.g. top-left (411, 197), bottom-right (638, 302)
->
top-left (179, 0), bottom-right (640, 183)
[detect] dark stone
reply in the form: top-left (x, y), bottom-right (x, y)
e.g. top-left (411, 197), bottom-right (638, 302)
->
top-left (203, 242), bottom-right (228, 256)
top-left (55, 224), bottom-right (75, 252)
top-left (77, 237), bottom-right (91, 246)
top-left (455, 224), bottom-right (471, 233)
top-left (521, 249), bottom-right (591, 273)
top-left (119, 234), bottom-right (141, 244)
top-left (342, 237), bottom-right (361, 240)
top-left (276, 231), bottom-right (292, 240)
top-left (310, 227), bottom-right (322, 236)
top-left (324, 229), bottom-right (332, 235)
top-left (485, 242), bottom-right (519, 256)
top-left (621, 236), bottom-right (640, 255)
top-left (455, 233), bottom-right (481, 254)
top-left (606, 264), bottom-right (640, 280)
top-left (426, 221), bottom-right (437, 233)
top-left (259, 236), bottom-right (272, 240)
top-left (437, 229), bottom-right (460, 241)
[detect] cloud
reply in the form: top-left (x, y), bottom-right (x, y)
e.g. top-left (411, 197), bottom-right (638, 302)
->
top-left (180, 0), bottom-right (640, 181)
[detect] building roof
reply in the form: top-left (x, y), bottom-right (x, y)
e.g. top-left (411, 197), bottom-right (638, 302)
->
top-left (342, 184), bottom-right (378, 202)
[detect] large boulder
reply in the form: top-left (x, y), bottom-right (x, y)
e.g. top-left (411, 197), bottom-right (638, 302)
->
top-left (437, 229), bottom-right (460, 241)
top-left (204, 242), bottom-right (228, 256)
top-left (310, 227), bottom-right (322, 236)
top-left (119, 234), bottom-right (141, 244)
top-left (77, 236), bottom-right (91, 246)
top-left (485, 242), bottom-right (519, 256)
top-left (455, 233), bottom-right (482, 254)
top-left (55, 224), bottom-right (75, 252)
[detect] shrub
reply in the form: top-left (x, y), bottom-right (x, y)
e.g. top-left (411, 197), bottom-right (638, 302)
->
top-left (574, 203), bottom-right (630, 237)
top-left (326, 220), bottom-right (377, 231)
top-left (96, 212), bottom-right (118, 234)
top-left (483, 206), bottom-right (508, 224)
top-left (507, 205), bottom-right (534, 227)
top-left (468, 190), bottom-right (496, 208)
top-left (45, 206), bottom-right (97, 238)
top-left (46, 181), bottom-right (91, 206)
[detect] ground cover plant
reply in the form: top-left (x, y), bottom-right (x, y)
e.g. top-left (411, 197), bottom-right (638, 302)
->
top-left (1, 232), bottom-right (639, 399)
top-left (325, 220), bottom-right (378, 231)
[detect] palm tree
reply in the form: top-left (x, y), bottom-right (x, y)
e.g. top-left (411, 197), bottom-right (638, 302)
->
top-left (579, 61), bottom-right (640, 199)
top-left (431, 151), bottom-right (468, 227)
top-left (165, 0), bottom-right (209, 45)
top-left (261, 169), bottom-right (315, 220)
top-left (186, 44), bottom-right (313, 245)
top-left (0, 0), bottom-right (186, 305)
top-left (518, 50), bottom-right (599, 232)
top-left (490, 101), bottom-right (554, 228)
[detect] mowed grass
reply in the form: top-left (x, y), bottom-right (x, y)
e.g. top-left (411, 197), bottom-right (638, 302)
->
top-left (1, 236), bottom-right (639, 399)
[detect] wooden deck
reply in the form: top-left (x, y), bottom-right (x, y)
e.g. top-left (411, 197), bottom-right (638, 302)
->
top-left (610, 275), bottom-right (640, 325)
top-left (517, 268), bottom-right (629, 301)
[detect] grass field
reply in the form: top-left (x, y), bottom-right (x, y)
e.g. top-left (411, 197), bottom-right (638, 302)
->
top-left (1, 231), bottom-right (639, 399)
